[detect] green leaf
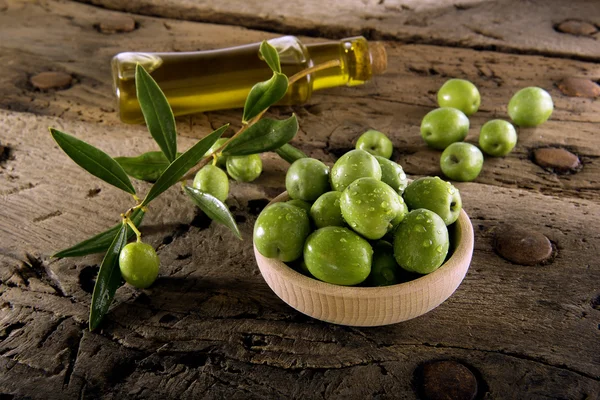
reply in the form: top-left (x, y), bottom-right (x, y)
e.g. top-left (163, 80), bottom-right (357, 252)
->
top-left (53, 209), bottom-right (145, 258)
top-left (259, 41), bottom-right (281, 73)
top-left (141, 125), bottom-right (229, 207)
top-left (223, 115), bottom-right (298, 156)
top-left (184, 186), bottom-right (241, 240)
top-left (242, 72), bottom-right (288, 123)
top-left (115, 151), bottom-right (173, 182)
top-left (136, 64), bottom-right (178, 162)
top-left (89, 223), bottom-right (128, 331)
top-left (50, 128), bottom-right (136, 195)
top-left (274, 143), bottom-right (308, 164)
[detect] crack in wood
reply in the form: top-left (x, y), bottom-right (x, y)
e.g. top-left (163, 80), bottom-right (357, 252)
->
top-left (20, 253), bottom-right (67, 297)
top-left (32, 210), bottom-right (63, 223)
top-left (465, 25), bottom-right (505, 41)
top-left (38, 316), bottom-right (68, 348)
top-left (62, 325), bottom-right (83, 387)
top-left (0, 322), bottom-right (25, 341)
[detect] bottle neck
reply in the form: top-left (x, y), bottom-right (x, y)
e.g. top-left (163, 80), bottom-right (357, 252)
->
top-left (305, 37), bottom-right (385, 92)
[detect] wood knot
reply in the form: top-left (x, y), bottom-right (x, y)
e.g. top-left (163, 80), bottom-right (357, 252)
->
top-left (30, 71), bottom-right (73, 91)
top-left (494, 225), bottom-right (553, 266)
top-left (419, 360), bottom-right (478, 400)
top-left (532, 147), bottom-right (581, 174)
top-left (96, 15), bottom-right (137, 34)
top-left (557, 77), bottom-right (600, 98)
top-left (555, 20), bottom-right (598, 36)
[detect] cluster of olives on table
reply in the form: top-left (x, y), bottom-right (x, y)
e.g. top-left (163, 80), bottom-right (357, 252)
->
top-left (117, 140), bottom-right (262, 289)
top-left (424, 79), bottom-right (554, 182)
top-left (253, 130), bottom-right (463, 287)
top-left (192, 138), bottom-right (264, 203)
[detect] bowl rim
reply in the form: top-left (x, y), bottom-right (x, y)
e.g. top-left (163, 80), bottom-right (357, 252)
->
top-left (254, 191), bottom-right (474, 298)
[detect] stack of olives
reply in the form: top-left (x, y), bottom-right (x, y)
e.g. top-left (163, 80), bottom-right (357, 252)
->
top-left (422, 79), bottom-right (554, 182)
top-left (253, 130), bottom-right (462, 287)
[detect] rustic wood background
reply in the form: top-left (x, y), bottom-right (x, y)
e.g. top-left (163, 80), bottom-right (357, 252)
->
top-left (1, 0), bottom-right (599, 399)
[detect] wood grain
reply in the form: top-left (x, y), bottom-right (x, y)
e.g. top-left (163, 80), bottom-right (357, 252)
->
top-left (1, 110), bottom-right (599, 399)
top-left (1, 0), bottom-right (599, 201)
top-left (74, 0), bottom-right (600, 60)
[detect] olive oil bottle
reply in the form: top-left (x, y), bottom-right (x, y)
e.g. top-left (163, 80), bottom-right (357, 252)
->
top-left (112, 36), bottom-right (387, 124)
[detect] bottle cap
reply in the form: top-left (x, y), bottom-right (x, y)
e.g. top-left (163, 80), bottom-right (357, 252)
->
top-left (369, 42), bottom-right (387, 75)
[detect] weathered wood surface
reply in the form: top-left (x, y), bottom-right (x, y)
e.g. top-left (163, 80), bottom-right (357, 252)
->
top-left (2, 1), bottom-right (600, 201)
top-left (76, 0), bottom-right (600, 60)
top-left (1, 1), bottom-right (599, 399)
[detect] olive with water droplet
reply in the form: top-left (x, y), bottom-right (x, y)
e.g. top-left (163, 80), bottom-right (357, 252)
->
top-left (340, 177), bottom-right (406, 240)
top-left (403, 176), bottom-right (462, 225)
top-left (310, 191), bottom-right (345, 228)
top-left (330, 149), bottom-right (381, 191)
top-left (286, 199), bottom-right (312, 215)
top-left (375, 156), bottom-right (408, 194)
top-left (254, 203), bottom-right (311, 262)
top-left (285, 158), bottom-right (330, 201)
top-left (393, 209), bottom-right (449, 274)
top-left (304, 226), bottom-right (372, 285)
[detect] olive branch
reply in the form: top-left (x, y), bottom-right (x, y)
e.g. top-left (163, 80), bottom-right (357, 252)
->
top-left (50, 41), bottom-right (340, 330)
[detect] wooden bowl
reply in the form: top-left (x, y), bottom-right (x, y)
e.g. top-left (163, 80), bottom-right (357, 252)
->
top-left (254, 192), bottom-right (474, 327)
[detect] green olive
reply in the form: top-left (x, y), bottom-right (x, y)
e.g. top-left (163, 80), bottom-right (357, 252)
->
top-left (304, 226), bottom-right (372, 286)
top-left (253, 203), bottom-right (311, 262)
top-left (366, 241), bottom-right (401, 286)
top-left (226, 154), bottom-right (262, 182)
top-left (310, 191), bottom-right (345, 229)
top-left (285, 158), bottom-right (330, 201)
top-left (119, 242), bottom-right (160, 289)
top-left (393, 209), bottom-right (449, 274)
top-left (192, 164), bottom-right (229, 202)
top-left (286, 199), bottom-right (312, 214)
top-left (330, 149), bottom-right (382, 192)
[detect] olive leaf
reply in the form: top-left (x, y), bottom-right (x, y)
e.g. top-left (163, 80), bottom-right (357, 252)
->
top-left (259, 40), bottom-right (281, 73)
top-left (141, 125), bottom-right (229, 207)
top-left (50, 128), bottom-right (136, 195)
top-left (136, 64), bottom-right (178, 162)
top-left (242, 72), bottom-right (288, 123)
top-left (115, 151), bottom-right (176, 182)
top-left (274, 143), bottom-right (308, 164)
top-left (222, 114), bottom-right (298, 156)
top-left (184, 186), bottom-right (241, 240)
top-left (89, 223), bottom-right (128, 331)
top-left (53, 208), bottom-right (145, 258)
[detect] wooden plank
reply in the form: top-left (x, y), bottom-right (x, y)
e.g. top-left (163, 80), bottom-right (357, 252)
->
top-left (0, 110), bottom-right (599, 399)
top-left (1, 1), bottom-right (599, 201)
top-left (74, 0), bottom-right (600, 60)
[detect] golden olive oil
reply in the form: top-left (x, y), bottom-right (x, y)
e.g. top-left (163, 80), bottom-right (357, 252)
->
top-left (112, 36), bottom-right (386, 124)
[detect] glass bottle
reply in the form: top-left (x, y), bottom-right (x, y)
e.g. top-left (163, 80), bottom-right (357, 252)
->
top-left (111, 36), bottom-right (387, 124)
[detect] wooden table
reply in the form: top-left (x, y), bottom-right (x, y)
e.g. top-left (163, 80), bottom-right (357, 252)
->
top-left (1, 1), bottom-right (599, 398)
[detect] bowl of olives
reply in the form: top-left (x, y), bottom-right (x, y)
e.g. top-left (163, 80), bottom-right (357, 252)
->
top-left (253, 132), bottom-right (474, 327)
